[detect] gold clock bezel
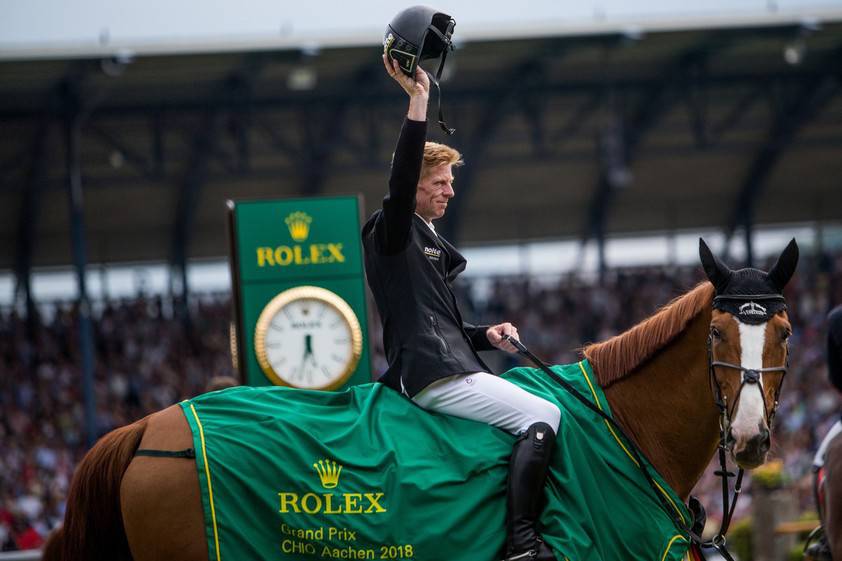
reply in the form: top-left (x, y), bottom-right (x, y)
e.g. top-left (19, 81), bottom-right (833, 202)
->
top-left (254, 286), bottom-right (363, 390)
top-left (229, 321), bottom-right (239, 373)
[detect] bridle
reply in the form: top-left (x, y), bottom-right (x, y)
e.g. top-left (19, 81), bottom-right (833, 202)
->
top-left (702, 293), bottom-right (790, 557)
top-left (708, 293), bottom-right (790, 434)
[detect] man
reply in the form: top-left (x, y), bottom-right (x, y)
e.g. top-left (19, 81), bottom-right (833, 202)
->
top-left (361, 53), bottom-right (561, 561)
top-left (813, 305), bottom-right (842, 470)
top-left (807, 305), bottom-right (842, 561)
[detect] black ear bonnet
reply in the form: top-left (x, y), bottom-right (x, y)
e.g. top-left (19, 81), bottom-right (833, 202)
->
top-left (698, 238), bottom-right (799, 325)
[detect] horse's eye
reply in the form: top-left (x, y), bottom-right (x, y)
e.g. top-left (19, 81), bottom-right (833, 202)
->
top-left (781, 329), bottom-right (792, 342)
top-left (711, 327), bottom-right (722, 340)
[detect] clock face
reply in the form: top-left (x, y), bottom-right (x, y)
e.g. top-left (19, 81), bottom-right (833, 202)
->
top-left (254, 286), bottom-right (362, 390)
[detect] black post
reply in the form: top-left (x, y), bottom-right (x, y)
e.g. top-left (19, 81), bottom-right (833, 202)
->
top-left (63, 85), bottom-right (98, 448)
top-left (15, 119), bottom-right (50, 338)
top-left (596, 228), bottom-right (607, 283)
top-left (743, 216), bottom-right (754, 268)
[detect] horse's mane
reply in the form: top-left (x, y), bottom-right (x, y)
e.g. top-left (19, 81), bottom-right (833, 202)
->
top-left (583, 281), bottom-right (714, 387)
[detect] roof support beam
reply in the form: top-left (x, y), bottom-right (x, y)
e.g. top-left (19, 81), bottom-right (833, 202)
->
top-left (707, 83), bottom-right (766, 146)
top-left (724, 44), bottom-right (842, 265)
top-left (583, 33), bottom-right (731, 277)
top-left (61, 78), bottom-right (98, 447)
top-left (439, 37), bottom-right (575, 242)
top-left (15, 116), bottom-right (51, 333)
top-left (152, 110), bottom-right (166, 177)
top-left (169, 55), bottom-right (268, 322)
top-left (88, 124), bottom-right (162, 181)
top-left (549, 93), bottom-right (603, 149)
top-left (171, 109), bottom-right (219, 323)
top-left (297, 62), bottom-right (381, 197)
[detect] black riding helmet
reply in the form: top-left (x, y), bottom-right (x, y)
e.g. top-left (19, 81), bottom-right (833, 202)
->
top-left (828, 305), bottom-right (842, 392)
top-left (384, 6), bottom-right (456, 134)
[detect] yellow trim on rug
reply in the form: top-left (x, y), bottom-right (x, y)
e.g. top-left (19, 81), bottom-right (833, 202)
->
top-left (190, 403), bottom-right (222, 561)
top-left (660, 535), bottom-right (688, 561)
top-left (577, 361), bottom-right (686, 525)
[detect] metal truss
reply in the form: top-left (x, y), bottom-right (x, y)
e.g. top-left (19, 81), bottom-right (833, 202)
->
top-left (724, 42), bottom-right (842, 265)
top-left (2, 24), bottom-right (841, 277)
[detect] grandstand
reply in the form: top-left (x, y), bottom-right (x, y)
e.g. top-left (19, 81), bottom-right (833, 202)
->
top-left (2, 1), bottom-right (842, 558)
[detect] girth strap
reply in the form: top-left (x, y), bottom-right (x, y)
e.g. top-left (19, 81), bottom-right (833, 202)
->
top-left (135, 448), bottom-right (196, 459)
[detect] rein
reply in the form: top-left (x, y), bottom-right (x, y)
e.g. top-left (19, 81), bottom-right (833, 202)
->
top-left (504, 306), bottom-right (789, 561)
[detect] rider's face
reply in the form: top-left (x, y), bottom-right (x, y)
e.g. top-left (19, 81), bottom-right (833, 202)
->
top-left (415, 164), bottom-right (454, 222)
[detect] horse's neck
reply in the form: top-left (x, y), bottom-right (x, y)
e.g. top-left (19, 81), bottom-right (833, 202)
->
top-left (602, 309), bottom-right (720, 500)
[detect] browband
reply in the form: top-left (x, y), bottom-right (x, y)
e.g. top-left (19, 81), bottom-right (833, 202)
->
top-left (713, 294), bottom-right (786, 302)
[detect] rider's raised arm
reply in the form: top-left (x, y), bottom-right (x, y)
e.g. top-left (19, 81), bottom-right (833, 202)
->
top-left (377, 55), bottom-right (431, 254)
top-left (380, 118), bottom-right (426, 253)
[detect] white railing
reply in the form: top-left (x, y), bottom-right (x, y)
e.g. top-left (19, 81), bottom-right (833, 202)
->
top-left (0, 551), bottom-right (41, 560)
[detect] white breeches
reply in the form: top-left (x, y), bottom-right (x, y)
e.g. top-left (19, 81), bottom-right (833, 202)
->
top-left (412, 372), bottom-right (561, 436)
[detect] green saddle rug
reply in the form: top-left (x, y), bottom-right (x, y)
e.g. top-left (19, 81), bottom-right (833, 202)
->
top-left (180, 360), bottom-right (692, 561)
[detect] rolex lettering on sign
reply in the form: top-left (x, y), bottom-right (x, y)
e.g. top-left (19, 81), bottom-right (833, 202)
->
top-left (255, 212), bottom-right (347, 268)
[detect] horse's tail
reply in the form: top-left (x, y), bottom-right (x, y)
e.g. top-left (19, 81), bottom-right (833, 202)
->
top-left (48, 417), bottom-right (148, 561)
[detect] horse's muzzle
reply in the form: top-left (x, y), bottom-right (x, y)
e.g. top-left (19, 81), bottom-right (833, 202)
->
top-left (732, 427), bottom-right (771, 469)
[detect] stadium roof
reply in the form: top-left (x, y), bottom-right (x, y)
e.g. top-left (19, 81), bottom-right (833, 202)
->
top-left (1, 22), bottom-right (841, 272)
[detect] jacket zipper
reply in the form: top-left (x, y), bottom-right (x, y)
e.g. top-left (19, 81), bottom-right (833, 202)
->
top-left (430, 315), bottom-right (451, 354)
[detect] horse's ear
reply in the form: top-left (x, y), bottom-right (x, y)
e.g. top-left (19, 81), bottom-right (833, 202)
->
top-left (699, 238), bottom-right (731, 292)
top-left (768, 238), bottom-right (799, 291)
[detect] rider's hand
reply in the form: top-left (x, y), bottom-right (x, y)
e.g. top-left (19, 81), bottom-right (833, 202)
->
top-left (383, 53), bottom-right (430, 99)
top-left (486, 323), bottom-right (520, 354)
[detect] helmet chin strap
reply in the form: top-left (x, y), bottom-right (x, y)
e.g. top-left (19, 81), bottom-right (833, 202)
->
top-left (427, 46), bottom-right (454, 135)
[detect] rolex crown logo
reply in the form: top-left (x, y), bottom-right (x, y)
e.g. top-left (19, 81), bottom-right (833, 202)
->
top-left (313, 459), bottom-right (342, 489)
top-left (285, 211), bottom-right (313, 242)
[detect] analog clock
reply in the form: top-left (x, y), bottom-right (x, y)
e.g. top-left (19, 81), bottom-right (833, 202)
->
top-left (254, 286), bottom-right (363, 390)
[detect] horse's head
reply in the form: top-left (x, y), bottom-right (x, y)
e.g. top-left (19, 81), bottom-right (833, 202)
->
top-left (699, 238), bottom-right (799, 469)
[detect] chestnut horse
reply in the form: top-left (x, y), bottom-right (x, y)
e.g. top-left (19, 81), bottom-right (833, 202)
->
top-left (45, 239), bottom-right (799, 561)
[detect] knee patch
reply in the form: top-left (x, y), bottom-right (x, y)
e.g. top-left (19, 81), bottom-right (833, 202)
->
top-left (526, 421), bottom-right (556, 449)
top-left (537, 403), bottom-right (561, 434)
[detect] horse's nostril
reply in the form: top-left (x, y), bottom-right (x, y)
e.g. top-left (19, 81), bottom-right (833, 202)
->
top-left (743, 431), bottom-right (771, 457)
top-left (760, 429), bottom-right (771, 453)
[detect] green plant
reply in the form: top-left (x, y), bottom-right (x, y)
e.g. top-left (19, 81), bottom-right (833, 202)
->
top-left (752, 459), bottom-right (787, 489)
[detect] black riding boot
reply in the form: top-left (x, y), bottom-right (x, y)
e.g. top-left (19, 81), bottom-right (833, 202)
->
top-left (502, 422), bottom-right (557, 561)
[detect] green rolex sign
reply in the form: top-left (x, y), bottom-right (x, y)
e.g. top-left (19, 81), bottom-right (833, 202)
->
top-left (228, 196), bottom-right (372, 389)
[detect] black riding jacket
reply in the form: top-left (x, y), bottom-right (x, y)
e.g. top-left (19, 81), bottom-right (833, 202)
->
top-left (362, 118), bottom-right (494, 397)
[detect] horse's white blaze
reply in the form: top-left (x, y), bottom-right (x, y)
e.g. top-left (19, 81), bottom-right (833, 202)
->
top-left (731, 320), bottom-right (768, 442)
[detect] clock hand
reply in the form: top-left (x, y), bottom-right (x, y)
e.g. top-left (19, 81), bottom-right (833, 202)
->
top-left (297, 335), bottom-right (311, 381)
top-left (301, 335), bottom-right (317, 383)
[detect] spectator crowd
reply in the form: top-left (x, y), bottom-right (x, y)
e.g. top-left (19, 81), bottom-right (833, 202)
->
top-left (2, 249), bottom-right (842, 551)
